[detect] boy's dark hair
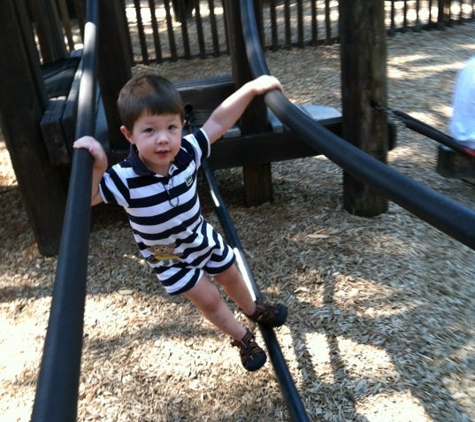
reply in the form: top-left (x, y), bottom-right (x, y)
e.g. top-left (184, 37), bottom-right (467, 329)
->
top-left (117, 74), bottom-right (185, 130)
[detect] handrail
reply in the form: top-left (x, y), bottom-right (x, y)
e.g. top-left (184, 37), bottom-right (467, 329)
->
top-left (201, 160), bottom-right (311, 422)
top-left (31, 1), bottom-right (99, 421)
top-left (240, 0), bottom-right (475, 250)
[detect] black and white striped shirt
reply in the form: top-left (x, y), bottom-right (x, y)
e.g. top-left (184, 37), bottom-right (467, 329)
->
top-left (99, 129), bottom-right (215, 267)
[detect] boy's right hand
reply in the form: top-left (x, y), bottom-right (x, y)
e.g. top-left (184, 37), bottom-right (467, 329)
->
top-left (73, 136), bottom-right (107, 205)
top-left (73, 136), bottom-right (108, 171)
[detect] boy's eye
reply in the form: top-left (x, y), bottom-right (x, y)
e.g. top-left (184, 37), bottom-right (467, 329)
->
top-left (168, 125), bottom-right (178, 131)
top-left (144, 128), bottom-right (154, 134)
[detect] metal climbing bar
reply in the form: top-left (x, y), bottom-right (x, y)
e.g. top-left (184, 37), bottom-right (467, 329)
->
top-left (31, 1), bottom-right (99, 421)
top-left (240, 0), bottom-right (475, 251)
top-left (201, 160), bottom-right (311, 422)
top-left (391, 109), bottom-right (475, 158)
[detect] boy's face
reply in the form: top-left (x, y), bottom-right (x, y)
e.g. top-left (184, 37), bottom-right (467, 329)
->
top-left (120, 112), bottom-right (184, 176)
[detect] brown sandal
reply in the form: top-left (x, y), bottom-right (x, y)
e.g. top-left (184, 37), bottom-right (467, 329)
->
top-left (245, 300), bottom-right (288, 327)
top-left (231, 329), bottom-right (267, 372)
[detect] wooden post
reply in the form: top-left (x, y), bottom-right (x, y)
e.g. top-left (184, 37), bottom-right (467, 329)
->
top-left (0, 0), bottom-right (68, 255)
top-left (97, 0), bottom-right (133, 152)
top-left (442, 0), bottom-right (452, 27)
top-left (339, 0), bottom-right (389, 217)
top-left (223, 0), bottom-right (272, 206)
top-left (27, 0), bottom-right (68, 63)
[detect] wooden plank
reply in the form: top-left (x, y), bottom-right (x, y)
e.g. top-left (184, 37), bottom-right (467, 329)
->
top-left (40, 97), bottom-right (70, 165)
top-left (209, 130), bottom-right (319, 169)
top-left (39, 54), bottom-right (82, 166)
top-left (57, 0), bottom-right (75, 50)
top-left (41, 56), bottom-right (81, 97)
top-left (436, 145), bottom-right (475, 183)
top-left (175, 75), bottom-right (235, 113)
top-left (108, 116), bottom-right (343, 169)
top-left (27, 0), bottom-right (67, 63)
top-left (61, 51), bottom-right (85, 158)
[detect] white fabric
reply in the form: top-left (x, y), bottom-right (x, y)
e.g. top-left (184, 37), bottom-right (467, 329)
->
top-left (450, 56), bottom-right (475, 143)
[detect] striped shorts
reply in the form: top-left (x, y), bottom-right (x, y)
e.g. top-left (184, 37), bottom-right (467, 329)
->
top-left (148, 223), bottom-right (236, 295)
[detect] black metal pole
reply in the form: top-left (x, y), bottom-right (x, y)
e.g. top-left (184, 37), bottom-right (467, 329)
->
top-left (201, 160), bottom-right (311, 422)
top-left (31, 1), bottom-right (99, 421)
top-left (240, 0), bottom-right (475, 251)
top-left (393, 109), bottom-right (475, 158)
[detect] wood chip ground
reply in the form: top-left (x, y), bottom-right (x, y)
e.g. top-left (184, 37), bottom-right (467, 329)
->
top-left (1, 23), bottom-right (475, 422)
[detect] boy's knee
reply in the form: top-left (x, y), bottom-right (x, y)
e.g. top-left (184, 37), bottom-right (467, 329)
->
top-left (185, 277), bottom-right (222, 312)
top-left (201, 288), bottom-right (222, 312)
top-left (213, 265), bottom-right (241, 286)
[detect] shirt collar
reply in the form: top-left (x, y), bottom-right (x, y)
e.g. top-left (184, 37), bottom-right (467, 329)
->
top-left (126, 144), bottom-right (156, 176)
top-left (126, 144), bottom-right (190, 177)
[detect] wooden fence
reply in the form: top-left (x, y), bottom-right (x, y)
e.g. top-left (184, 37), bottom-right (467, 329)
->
top-left (31, 0), bottom-right (475, 64)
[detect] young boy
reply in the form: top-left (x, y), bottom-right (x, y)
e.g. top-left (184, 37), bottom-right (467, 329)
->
top-left (74, 73), bottom-right (286, 371)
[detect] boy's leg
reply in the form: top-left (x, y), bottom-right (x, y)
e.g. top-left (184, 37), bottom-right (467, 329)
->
top-left (214, 264), bottom-right (288, 327)
top-left (183, 273), bottom-right (267, 371)
top-left (183, 273), bottom-right (247, 341)
top-left (212, 264), bottom-right (256, 315)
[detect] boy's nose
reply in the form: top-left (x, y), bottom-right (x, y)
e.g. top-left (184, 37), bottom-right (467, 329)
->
top-left (156, 133), bottom-right (169, 144)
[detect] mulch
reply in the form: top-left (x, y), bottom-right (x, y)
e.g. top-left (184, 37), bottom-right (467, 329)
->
top-left (1, 22), bottom-right (475, 422)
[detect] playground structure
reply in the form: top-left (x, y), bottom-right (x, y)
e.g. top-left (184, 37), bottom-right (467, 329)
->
top-left (0, 0), bottom-right (474, 421)
top-left (1, 1), bottom-right (475, 255)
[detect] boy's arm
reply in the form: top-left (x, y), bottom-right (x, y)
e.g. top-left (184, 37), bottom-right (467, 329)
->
top-left (201, 75), bottom-right (282, 144)
top-left (73, 136), bottom-right (107, 206)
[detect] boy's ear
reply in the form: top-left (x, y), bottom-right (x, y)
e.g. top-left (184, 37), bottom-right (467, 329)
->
top-left (120, 125), bottom-right (133, 142)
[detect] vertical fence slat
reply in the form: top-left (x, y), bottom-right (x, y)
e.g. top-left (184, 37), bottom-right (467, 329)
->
top-left (297, 0), bottom-right (304, 47)
top-left (269, 0), bottom-right (278, 50)
top-left (58, 0), bottom-right (75, 50)
top-left (284, 0), bottom-right (291, 47)
top-left (208, 0), bottom-right (221, 56)
top-left (74, 0), bottom-right (86, 38)
top-left (164, 0), bottom-right (178, 60)
top-left (149, 0), bottom-right (163, 62)
top-left (415, 0), bottom-right (422, 30)
top-left (324, 0), bottom-right (331, 43)
top-left (389, 0), bottom-right (396, 34)
top-left (193, 0), bottom-right (206, 58)
top-left (310, 0), bottom-right (317, 45)
top-left (119, 0), bottom-right (134, 65)
top-left (133, 0), bottom-right (149, 63)
top-left (178, 1), bottom-right (191, 58)
top-left (430, 0), bottom-right (435, 26)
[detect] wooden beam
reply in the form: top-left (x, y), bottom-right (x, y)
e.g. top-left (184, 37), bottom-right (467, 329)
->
top-left (27, 0), bottom-right (67, 63)
top-left (437, 145), bottom-right (475, 183)
top-left (109, 118), bottom-right (343, 169)
top-left (0, 0), bottom-right (68, 255)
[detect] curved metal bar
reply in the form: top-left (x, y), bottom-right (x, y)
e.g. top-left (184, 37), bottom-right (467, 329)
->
top-left (240, 0), bottom-right (475, 250)
top-left (31, 1), bottom-right (99, 421)
top-left (201, 160), bottom-right (311, 422)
